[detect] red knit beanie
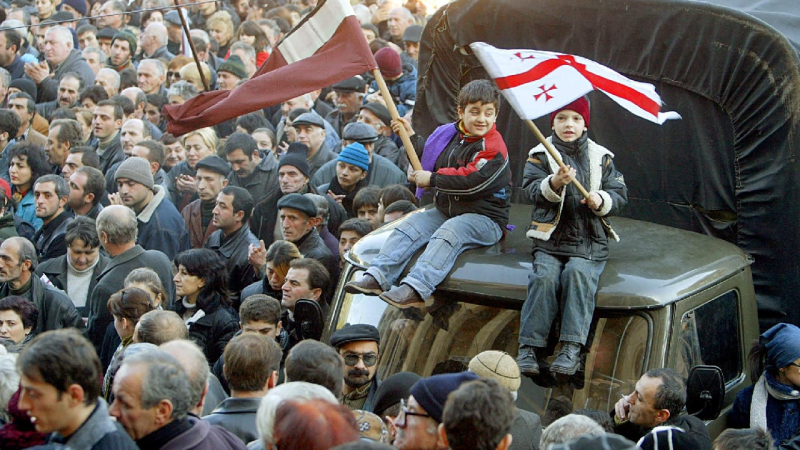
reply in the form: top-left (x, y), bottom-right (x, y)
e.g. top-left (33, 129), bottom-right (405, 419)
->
top-left (375, 47), bottom-right (403, 78)
top-left (550, 96), bottom-right (590, 128)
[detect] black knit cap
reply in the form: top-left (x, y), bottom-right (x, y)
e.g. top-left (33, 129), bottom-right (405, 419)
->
top-left (371, 371), bottom-right (422, 417)
top-left (278, 142), bottom-right (310, 177)
top-left (329, 323), bottom-right (380, 348)
top-left (195, 155), bottom-right (230, 176)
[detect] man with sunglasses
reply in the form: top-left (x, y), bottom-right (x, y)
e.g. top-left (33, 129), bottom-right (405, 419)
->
top-left (330, 323), bottom-right (381, 411)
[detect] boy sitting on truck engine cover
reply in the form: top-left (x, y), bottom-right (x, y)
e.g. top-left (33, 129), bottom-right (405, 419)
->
top-left (345, 79), bottom-right (511, 309)
top-left (518, 96), bottom-right (628, 377)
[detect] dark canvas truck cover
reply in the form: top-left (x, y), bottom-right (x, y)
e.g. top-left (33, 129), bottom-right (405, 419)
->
top-left (413, 0), bottom-right (800, 331)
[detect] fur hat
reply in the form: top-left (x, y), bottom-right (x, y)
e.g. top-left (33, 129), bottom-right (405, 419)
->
top-left (338, 142), bottom-right (370, 172)
top-left (468, 350), bottom-right (521, 393)
top-left (114, 157), bottom-right (154, 189)
top-left (278, 143), bottom-right (310, 178)
top-left (550, 96), bottom-right (590, 128)
top-left (375, 47), bottom-right (402, 78)
top-left (409, 371), bottom-right (479, 423)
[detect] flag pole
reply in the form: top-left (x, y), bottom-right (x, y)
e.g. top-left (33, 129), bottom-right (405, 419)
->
top-left (177, 6), bottom-right (210, 93)
top-left (524, 119), bottom-right (591, 199)
top-left (371, 68), bottom-right (422, 171)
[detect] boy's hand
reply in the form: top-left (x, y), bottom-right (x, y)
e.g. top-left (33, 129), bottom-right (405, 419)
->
top-left (391, 117), bottom-right (415, 137)
top-left (327, 190), bottom-right (345, 204)
top-left (551, 165), bottom-right (576, 190)
top-left (582, 192), bottom-right (603, 211)
top-left (412, 170), bottom-right (432, 188)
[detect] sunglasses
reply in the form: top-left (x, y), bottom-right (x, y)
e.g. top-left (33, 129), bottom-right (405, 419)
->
top-left (342, 352), bottom-right (378, 367)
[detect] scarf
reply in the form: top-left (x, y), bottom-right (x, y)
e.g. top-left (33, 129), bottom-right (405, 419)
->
top-left (327, 175), bottom-right (368, 217)
top-left (750, 371), bottom-right (800, 431)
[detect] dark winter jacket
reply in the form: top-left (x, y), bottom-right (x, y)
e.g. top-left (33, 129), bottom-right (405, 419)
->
top-left (613, 413), bottom-right (712, 450)
top-left (523, 134), bottom-right (628, 261)
top-left (171, 295), bottom-right (239, 365)
top-left (47, 398), bottom-right (137, 450)
top-left (203, 398), bottom-right (261, 444)
top-left (33, 210), bottom-right (73, 262)
top-left (226, 153), bottom-right (280, 204)
top-left (35, 253), bottom-right (110, 317)
top-left (731, 371), bottom-right (800, 446)
top-left (136, 185), bottom-right (192, 261)
top-left (138, 415), bottom-right (247, 450)
top-left (96, 134), bottom-right (125, 174)
top-left (205, 225), bottom-right (260, 309)
top-left (0, 275), bottom-right (83, 335)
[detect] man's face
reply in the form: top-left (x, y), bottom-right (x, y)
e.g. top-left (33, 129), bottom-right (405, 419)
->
top-left (281, 267), bottom-right (318, 310)
top-left (137, 62), bottom-right (164, 95)
top-left (98, 2), bottom-right (124, 29)
top-left (295, 124), bottom-right (325, 153)
top-left (78, 32), bottom-right (98, 50)
top-left (44, 30), bottom-right (71, 66)
top-left (17, 374), bottom-right (73, 434)
top-left (8, 97), bottom-right (31, 129)
top-left (357, 108), bottom-right (387, 135)
top-left (226, 148), bottom-right (258, 178)
top-left (58, 78), bottom-right (81, 108)
top-left (109, 364), bottom-right (161, 440)
top-left (357, 205), bottom-right (380, 228)
top-left (0, 240), bottom-right (25, 283)
top-left (212, 192), bottom-right (240, 232)
top-left (36, 0), bottom-right (57, 18)
top-left (404, 41), bottom-right (419, 60)
top-left (95, 70), bottom-right (119, 98)
top-left (387, 9), bottom-right (411, 39)
top-left (336, 161), bottom-right (366, 191)
top-left (83, 51), bottom-right (102, 75)
top-left (110, 39), bottom-right (132, 66)
top-left (36, 26), bottom-right (49, 53)
top-left (281, 96), bottom-right (309, 118)
top-left (93, 105), bottom-right (122, 139)
top-left (339, 340), bottom-right (379, 390)
top-left (120, 120), bottom-right (146, 155)
top-left (333, 91), bottom-right (362, 117)
top-left (625, 375), bottom-right (665, 428)
top-left (166, 23), bottom-right (182, 43)
top-left (278, 165), bottom-right (308, 194)
top-left (279, 207), bottom-right (313, 242)
top-left (164, 141), bottom-right (185, 170)
top-left (62, 153), bottom-right (84, 180)
top-left (195, 168), bottom-right (226, 202)
top-left (67, 237), bottom-right (100, 271)
top-left (67, 172), bottom-right (89, 208)
top-left (0, 32), bottom-right (16, 66)
top-left (242, 319), bottom-right (281, 338)
top-left (97, 38), bottom-right (112, 56)
top-left (34, 181), bottom-right (64, 221)
top-left (217, 71), bottom-right (241, 91)
top-left (145, 102), bottom-right (162, 126)
top-left (339, 230), bottom-right (363, 261)
top-left (393, 395), bottom-right (440, 450)
top-left (117, 177), bottom-right (151, 210)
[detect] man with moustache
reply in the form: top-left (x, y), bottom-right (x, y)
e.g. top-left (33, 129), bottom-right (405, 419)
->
top-left (329, 324), bottom-right (382, 411)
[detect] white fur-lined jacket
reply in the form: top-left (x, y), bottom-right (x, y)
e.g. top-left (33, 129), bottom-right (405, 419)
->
top-left (522, 135), bottom-right (628, 261)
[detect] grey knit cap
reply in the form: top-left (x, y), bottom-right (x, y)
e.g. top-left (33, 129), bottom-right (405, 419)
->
top-left (114, 157), bottom-right (154, 189)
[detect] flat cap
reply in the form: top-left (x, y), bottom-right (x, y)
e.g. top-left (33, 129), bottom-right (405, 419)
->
top-left (342, 122), bottom-right (378, 143)
top-left (330, 323), bottom-right (380, 348)
top-left (360, 102), bottom-right (392, 127)
top-left (195, 155), bottom-right (231, 176)
top-left (402, 25), bottom-right (423, 43)
top-left (332, 76), bottom-right (366, 93)
top-left (97, 27), bottom-right (117, 40)
top-left (277, 192), bottom-right (317, 218)
top-left (291, 112), bottom-right (325, 129)
top-left (164, 10), bottom-right (182, 26)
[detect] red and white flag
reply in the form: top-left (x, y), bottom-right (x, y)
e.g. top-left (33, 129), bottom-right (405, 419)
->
top-left (164, 0), bottom-right (377, 136)
top-left (470, 42), bottom-right (680, 125)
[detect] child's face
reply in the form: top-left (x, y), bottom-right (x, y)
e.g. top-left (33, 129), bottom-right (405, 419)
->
top-left (339, 230), bottom-right (364, 261)
top-left (357, 204), bottom-right (380, 229)
top-left (336, 161), bottom-right (367, 191)
top-left (458, 101), bottom-right (497, 137)
top-left (552, 109), bottom-right (587, 143)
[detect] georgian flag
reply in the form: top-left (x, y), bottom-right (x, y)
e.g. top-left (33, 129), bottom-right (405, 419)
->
top-left (470, 42), bottom-right (681, 124)
top-left (164, 0), bottom-right (377, 136)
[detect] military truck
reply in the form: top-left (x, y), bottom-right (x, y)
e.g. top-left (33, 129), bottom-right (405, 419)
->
top-left (325, 204), bottom-right (758, 434)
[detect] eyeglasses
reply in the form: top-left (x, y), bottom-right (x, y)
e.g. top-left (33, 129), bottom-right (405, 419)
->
top-left (789, 362), bottom-right (800, 369)
top-left (342, 352), bottom-right (378, 367)
top-left (394, 399), bottom-right (431, 428)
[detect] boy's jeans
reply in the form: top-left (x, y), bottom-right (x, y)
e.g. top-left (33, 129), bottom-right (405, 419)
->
top-left (366, 208), bottom-right (503, 299)
top-left (519, 251), bottom-right (605, 347)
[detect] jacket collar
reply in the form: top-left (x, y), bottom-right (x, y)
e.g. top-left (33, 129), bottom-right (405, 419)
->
top-left (209, 397), bottom-right (261, 415)
top-left (49, 399), bottom-right (117, 448)
top-left (207, 224), bottom-right (252, 258)
top-left (100, 245), bottom-right (146, 278)
top-left (137, 185), bottom-right (167, 223)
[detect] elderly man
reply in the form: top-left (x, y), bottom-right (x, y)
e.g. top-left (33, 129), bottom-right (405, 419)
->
top-left (160, 339), bottom-right (227, 417)
top-left (87, 205), bottom-right (175, 353)
top-left (17, 329), bottom-right (138, 449)
top-left (230, 42), bottom-right (257, 78)
top-left (325, 76), bottom-right (366, 137)
top-left (386, 7), bottom-right (415, 47)
top-left (82, 46), bottom-right (106, 75)
top-left (95, 67), bottom-right (120, 98)
top-left (137, 59), bottom-right (167, 96)
top-left (36, 73), bottom-right (83, 121)
top-left (204, 333), bottom-right (282, 444)
top-left (182, 155), bottom-right (229, 249)
top-left (291, 112), bottom-right (337, 178)
top-left (224, 132), bottom-right (278, 203)
top-left (0, 236), bottom-right (83, 333)
top-left (139, 22), bottom-right (174, 64)
top-left (277, 193), bottom-right (337, 274)
top-left (46, 119), bottom-right (83, 175)
top-left (96, 1), bottom-right (126, 30)
top-left (107, 31), bottom-right (136, 72)
top-left (216, 56), bottom-right (248, 91)
top-left (359, 102), bottom-right (404, 168)
top-left (329, 324), bottom-right (382, 411)
top-left (612, 368), bottom-right (712, 449)
top-left (24, 26), bottom-right (95, 103)
top-left (33, 174), bottom-right (73, 261)
top-left (276, 94), bottom-right (339, 150)
top-left (109, 349), bottom-right (247, 449)
top-left (121, 87), bottom-right (162, 139)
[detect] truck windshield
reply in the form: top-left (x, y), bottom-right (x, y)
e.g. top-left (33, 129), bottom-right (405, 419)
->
top-left (334, 270), bottom-right (652, 419)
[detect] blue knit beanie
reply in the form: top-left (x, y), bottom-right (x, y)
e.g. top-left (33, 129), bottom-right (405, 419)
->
top-left (761, 323), bottom-right (800, 369)
top-left (338, 142), bottom-right (370, 172)
top-left (409, 371), bottom-right (479, 423)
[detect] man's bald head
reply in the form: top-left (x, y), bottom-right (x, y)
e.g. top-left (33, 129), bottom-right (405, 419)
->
top-left (133, 310), bottom-right (188, 345)
top-left (160, 339), bottom-right (210, 415)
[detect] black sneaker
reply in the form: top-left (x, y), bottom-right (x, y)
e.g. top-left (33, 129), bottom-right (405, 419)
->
top-left (551, 342), bottom-right (582, 375)
top-left (517, 345), bottom-right (540, 376)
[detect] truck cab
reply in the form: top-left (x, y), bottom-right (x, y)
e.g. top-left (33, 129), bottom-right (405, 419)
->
top-left (326, 204), bottom-right (758, 434)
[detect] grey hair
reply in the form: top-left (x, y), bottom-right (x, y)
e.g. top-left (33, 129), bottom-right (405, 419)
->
top-left (82, 46), bottom-right (108, 63)
top-left (0, 19), bottom-right (26, 42)
top-left (256, 381), bottom-right (338, 446)
top-left (145, 22), bottom-right (168, 47)
top-left (159, 340), bottom-right (209, 410)
top-left (97, 68), bottom-right (121, 91)
top-left (96, 205), bottom-right (138, 244)
top-left (46, 26), bottom-right (74, 48)
top-left (139, 59), bottom-right (166, 77)
top-left (168, 81), bottom-right (198, 101)
top-left (123, 349), bottom-right (194, 419)
top-left (230, 42), bottom-right (255, 61)
top-left (304, 193), bottom-right (329, 224)
top-left (0, 353), bottom-right (19, 421)
top-left (0, 67), bottom-right (9, 90)
top-left (36, 174), bottom-right (70, 199)
top-left (189, 29), bottom-right (209, 44)
top-left (8, 237), bottom-right (38, 271)
top-left (540, 414), bottom-right (605, 450)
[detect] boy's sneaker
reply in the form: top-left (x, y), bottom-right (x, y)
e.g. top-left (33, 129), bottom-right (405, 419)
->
top-left (517, 345), bottom-right (540, 376)
top-left (551, 342), bottom-right (582, 375)
top-left (344, 274), bottom-right (383, 296)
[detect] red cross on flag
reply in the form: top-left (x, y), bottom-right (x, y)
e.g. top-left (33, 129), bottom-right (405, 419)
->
top-left (470, 42), bottom-right (681, 125)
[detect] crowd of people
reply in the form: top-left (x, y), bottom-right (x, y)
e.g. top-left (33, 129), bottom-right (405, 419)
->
top-left (0, 0), bottom-right (789, 448)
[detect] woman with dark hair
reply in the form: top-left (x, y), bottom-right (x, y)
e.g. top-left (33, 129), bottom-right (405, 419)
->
top-left (7, 143), bottom-right (49, 231)
top-left (242, 240), bottom-right (302, 300)
top-left (102, 287), bottom-right (154, 399)
top-left (236, 21), bottom-right (270, 67)
top-left (171, 248), bottom-right (239, 364)
top-left (0, 296), bottom-right (38, 350)
top-left (124, 268), bottom-right (168, 309)
top-left (730, 323), bottom-right (800, 446)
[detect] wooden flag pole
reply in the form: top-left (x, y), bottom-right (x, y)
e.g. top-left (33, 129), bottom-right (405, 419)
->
top-left (524, 119), bottom-right (590, 199)
top-left (177, 6), bottom-right (210, 93)
top-left (372, 68), bottom-right (422, 171)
